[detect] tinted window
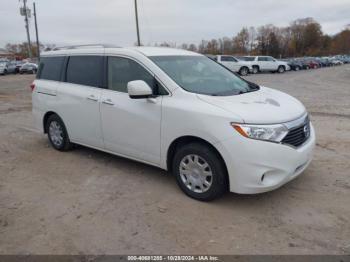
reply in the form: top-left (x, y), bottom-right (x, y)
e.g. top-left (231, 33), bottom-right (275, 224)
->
top-left (221, 56), bottom-right (235, 62)
top-left (266, 57), bottom-right (274, 61)
top-left (258, 57), bottom-right (268, 61)
top-left (108, 57), bottom-right (165, 94)
top-left (38, 57), bottom-right (65, 81)
top-left (66, 56), bottom-right (103, 87)
top-left (243, 57), bottom-right (256, 61)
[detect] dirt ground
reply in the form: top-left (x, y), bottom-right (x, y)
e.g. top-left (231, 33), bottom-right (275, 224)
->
top-left (0, 66), bottom-right (349, 255)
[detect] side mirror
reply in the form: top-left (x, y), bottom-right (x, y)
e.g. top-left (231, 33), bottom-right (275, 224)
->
top-left (127, 80), bottom-right (153, 99)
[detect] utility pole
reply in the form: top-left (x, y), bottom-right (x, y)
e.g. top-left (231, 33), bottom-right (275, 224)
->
top-left (134, 0), bottom-right (141, 46)
top-left (21, 0), bottom-right (32, 58)
top-left (33, 2), bottom-right (40, 61)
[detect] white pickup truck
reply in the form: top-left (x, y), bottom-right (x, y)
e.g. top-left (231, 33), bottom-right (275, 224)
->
top-left (241, 56), bottom-right (290, 73)
top-left (215, 55), bottom-right (253, 76)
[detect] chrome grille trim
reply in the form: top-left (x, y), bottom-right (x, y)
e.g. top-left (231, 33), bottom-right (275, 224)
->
top-left (282, 114), bottom-right (310, 148)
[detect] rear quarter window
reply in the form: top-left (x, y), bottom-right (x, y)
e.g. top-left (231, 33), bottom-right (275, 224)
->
top-left (37, 57), bottom-right (65, 81)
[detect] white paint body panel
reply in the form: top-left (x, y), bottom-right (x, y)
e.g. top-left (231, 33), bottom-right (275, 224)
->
top-left (216, 55), bottom-right (253, 73)
top-left (32, 46), bottom-right (314, 194)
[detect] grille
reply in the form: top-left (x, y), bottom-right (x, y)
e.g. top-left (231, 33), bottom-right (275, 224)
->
top-left (282, 120), bottom-right (310, 147)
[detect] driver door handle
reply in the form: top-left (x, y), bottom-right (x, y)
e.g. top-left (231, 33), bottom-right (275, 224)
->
top-left (102, 98), bottom-right (115, 106)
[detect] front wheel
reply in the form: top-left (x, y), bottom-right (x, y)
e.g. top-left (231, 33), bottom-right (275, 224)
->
top-left (239, 67), bottom-right (249, 76)
top-left (172, 143), bottom-right (227, 201)
top-left (46, 114), bottom-right (73, 151)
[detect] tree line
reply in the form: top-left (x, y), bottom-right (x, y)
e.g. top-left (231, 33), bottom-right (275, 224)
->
top-left (157, 17), bottom-right (350, 58)
top-left (4, 17), bottom-right (350, 59)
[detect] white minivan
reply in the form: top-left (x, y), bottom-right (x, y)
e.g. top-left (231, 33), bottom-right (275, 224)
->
top-left (32, 45), bottom-right (315, 201)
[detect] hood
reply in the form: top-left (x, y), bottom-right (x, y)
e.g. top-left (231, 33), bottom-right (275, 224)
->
top-left (197, 86), bottom-right (306, 124)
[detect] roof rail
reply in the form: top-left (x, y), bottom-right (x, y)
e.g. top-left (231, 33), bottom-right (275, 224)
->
top-left (52, 44), bottom-right (120, 51)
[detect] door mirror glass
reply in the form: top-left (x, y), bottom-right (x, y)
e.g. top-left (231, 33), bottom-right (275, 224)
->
top-left (127, 80), bottom-right (153, 99)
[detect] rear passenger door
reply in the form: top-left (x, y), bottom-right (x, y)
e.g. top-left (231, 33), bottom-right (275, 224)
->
top-left (58, 55), bottom-right (104, 148)
top-left (266, 56), bottom-right (278, 70)
top-left (100, 56), bottom-right (163, 165)
top-left (257, 56), bottom-right (269, 71)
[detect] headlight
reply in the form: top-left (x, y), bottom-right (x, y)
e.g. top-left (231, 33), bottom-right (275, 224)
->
top-left (231, 123), bottom-right (289, 142)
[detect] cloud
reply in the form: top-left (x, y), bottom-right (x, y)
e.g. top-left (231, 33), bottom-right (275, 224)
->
top-left (0, 0), bottom-right (349, 47)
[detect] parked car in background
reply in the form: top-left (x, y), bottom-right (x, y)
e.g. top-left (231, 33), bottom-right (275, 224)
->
top-left (242, 56), bottom-right (290, 73)
top-left (0, 61), bottom-right (9, 75)
top-left (294, 59), bottom-right (310, 70)
top-left (329, 58), bottom-right (343, 66)
top-left (15, 61), bottom-right (25, 73)
top-left (6, 61), bottom-right (18, 74)
top-left (215, 55), bottom-right (253, 76)
top-left (303, 59), bottom-right (320, 69)
top-left (316, 58), bottom-right (332, 67)
top-left (19, 63), bottom-right (38, 74)
top-left (32, 45), bottom-right (315, 201)
top-left (283, 59), bottom-right (303, 71)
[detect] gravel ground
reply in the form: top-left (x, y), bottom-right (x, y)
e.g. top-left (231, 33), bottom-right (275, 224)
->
top-left (0, 66), bottom-right (349, 255)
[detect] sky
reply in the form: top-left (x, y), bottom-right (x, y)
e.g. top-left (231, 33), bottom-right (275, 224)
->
top-left (0, 0), bottom-right (349, 48)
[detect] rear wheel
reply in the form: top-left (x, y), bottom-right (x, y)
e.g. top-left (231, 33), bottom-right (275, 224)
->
top-left (239, 66), bottom-right (249, 76)
top-left (172, 142), bottom-right (227, 201)
top-left (252, 66), bottom-right (259, 74)
top-left (277, 66), bottom-right (285, 73)
top-left (46, 114), bottom-right (73, 151)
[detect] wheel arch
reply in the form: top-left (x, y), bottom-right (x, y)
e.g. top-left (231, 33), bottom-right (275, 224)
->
top-left (166, 135), bottom-right (229, 187)
top-left (43, 111), bottom-right (59, 133)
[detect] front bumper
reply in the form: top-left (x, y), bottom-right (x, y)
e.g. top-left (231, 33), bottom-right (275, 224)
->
top-left (216, 123), bottom-right (316, 194)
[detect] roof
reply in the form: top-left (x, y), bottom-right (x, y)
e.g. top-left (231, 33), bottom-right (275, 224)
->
top-left (130, 46), bottom-right (200, 56)
top-left (41, 46), bottom-right (201, 57)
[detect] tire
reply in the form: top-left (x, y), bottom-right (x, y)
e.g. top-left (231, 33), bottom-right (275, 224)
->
top-left (172, 142), bottom-right (227, 201)
top-left (239, 66), bottom-right (249, 76)
top-left (3, 70), bottom-right (7, 75)
top-left (295, 66), bottom-right (300, 71)
top-left (46, 114), bottom-right (73, 151)
top-left (252, 66), bottom-right (259, 74)
top-left (277, 66), bottom-right (285, 73)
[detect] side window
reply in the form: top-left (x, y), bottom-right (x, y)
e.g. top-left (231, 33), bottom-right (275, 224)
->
top-left (108, 56), bottom-right (168, 95)
top-left (267, 57), bottom-right (275, 61)
top-left (258, 57), bottom-right (267, 61)
top-left (66, 56), bottom-right (103, 87)
top-left (221, 56), bottom-right (235, 62)
top-left (37, 57), bottom-right (65, 81)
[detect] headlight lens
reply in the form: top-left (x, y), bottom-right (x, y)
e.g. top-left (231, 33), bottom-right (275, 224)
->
top-left (232, 123), bottom-right (289, 142)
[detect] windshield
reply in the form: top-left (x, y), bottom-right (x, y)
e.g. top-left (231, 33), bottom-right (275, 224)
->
top-left (150, 56), bottom-right (258, 96)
